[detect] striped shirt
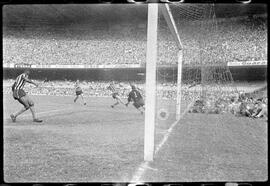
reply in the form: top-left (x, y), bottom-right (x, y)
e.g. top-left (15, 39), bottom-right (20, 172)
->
top-left (14, 73), bottom-right (28, 90)
top-left (75, 82), bottom-right (82, 92)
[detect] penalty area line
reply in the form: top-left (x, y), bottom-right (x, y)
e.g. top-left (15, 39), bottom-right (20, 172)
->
top-left (130, 101), bottom-right (194, 182)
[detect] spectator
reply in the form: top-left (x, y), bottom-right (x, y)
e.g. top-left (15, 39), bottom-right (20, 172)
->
top-left (3, 16), bottom-right (267, 66)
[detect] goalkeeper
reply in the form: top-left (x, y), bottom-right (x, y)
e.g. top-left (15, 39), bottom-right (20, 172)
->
top-left (125, 84), bottom-right (145, 114)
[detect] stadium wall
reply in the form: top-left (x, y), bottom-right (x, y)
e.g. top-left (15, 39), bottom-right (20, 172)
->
top-left (3, 66), bottom-right (267, 82)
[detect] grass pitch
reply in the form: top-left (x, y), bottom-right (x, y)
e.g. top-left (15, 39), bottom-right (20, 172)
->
top-left (3, 94), bottom-right (267, 182)
top-left (4, 95), bottom-right (146, 182)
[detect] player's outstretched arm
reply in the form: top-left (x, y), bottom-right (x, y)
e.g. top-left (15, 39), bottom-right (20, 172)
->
top-left (24, 77), bottom-right (38, 87)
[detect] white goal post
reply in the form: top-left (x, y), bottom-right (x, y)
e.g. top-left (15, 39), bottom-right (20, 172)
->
top-left (144, 3), bottom-right (183, 161)
top-left (160, 4), bottom-right (183, 121)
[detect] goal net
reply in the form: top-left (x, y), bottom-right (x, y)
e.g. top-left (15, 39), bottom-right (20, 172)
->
top-left (157, 3), bottom-right (238, 116)
top-left (149, 3), bottom-right (239, 159)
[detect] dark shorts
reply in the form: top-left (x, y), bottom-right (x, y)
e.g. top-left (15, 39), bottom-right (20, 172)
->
top-left (133, 98), bottom-right (145, 109)
top-left (76, 90), bottom-right (83, 96)
top-left (112, 92), bottom-right (119, 99)
top-left (13, 89), bottom-right (28, 108)
top-left (13, 89), bottom-right (26, 100)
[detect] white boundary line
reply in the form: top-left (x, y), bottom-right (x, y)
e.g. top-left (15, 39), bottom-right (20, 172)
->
top-left (130, 101), bottom-right (194, 182)
top-left (4, 93), bottom-right (194, 181)
top-left (155, 102), bottom-right (193, 155)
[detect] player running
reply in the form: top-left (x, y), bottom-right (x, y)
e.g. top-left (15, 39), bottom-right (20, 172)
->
top-left (74, 80), bottom-right (86, 105)
top-left (107, 82), bottom-right (125, 108)
top-left (10, 69), bottom-right (43, 123)
top-left (125, 84), bottom-right (145, 114)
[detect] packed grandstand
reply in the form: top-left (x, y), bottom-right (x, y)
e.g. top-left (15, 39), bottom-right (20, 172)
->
top-left (3, 4), bottom-right (268, 184)
top-left (3, 15), bottom-right (267, 66)
top-left (2, 4), bottom-right (267, 120)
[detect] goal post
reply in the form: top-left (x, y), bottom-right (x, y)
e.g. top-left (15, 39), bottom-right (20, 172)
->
top-left (144, 3), bottom-right (183, 161)
top-left (160, 4), bottom-right (183, 120)
top-left (176, 50), bottom-right (183, 120)
top-left (144, 3), bottom-right (243, 162)
top-left (144, 3), bottom-right (158, 162)
top-left (160, 4), bottom-right (182, 50)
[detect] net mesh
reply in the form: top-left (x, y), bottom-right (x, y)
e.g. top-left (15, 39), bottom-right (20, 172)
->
top-left (155, 4), bottom-right (239, 133)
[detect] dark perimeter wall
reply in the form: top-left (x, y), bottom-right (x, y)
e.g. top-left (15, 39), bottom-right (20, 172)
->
top-left (3, 66), bottom-right (267, 82)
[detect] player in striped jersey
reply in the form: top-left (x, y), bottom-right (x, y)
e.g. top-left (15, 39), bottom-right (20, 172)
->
top-left (125, 84), bottom-right (145, 114)
top-left (107, 82), bottom-right (125, 108)
top-left (74, 80), bottom-right (86, 105)
top-left (10, 69), bottom-right (43, 123)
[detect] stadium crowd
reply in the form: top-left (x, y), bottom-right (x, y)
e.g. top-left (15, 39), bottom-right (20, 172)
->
top-left (3, 79), bottom-right (267, 119)
top-left (3, 16), bottom-right (266, 66)
top-left (159, 16), bottom-right (267, 66)
top-left (3, 79), bottom-right (197, 100)
top-left (3, 79), bottom-right (140, 98)
top-left (189, 88), bottom-right (268, 119)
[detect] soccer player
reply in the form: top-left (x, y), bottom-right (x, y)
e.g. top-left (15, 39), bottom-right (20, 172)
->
top-left (125, 84), bottom-right (145, 114)
top-left (74, 80), bottom-right (86, 105)
top-left (107, 82), bottom-right (125, 108)
top-left (10, 69), bottom-right (43, 123)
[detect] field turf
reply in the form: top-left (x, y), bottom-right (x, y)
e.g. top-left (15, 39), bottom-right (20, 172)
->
top-left (3, 94), bottom-right (267, 182)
